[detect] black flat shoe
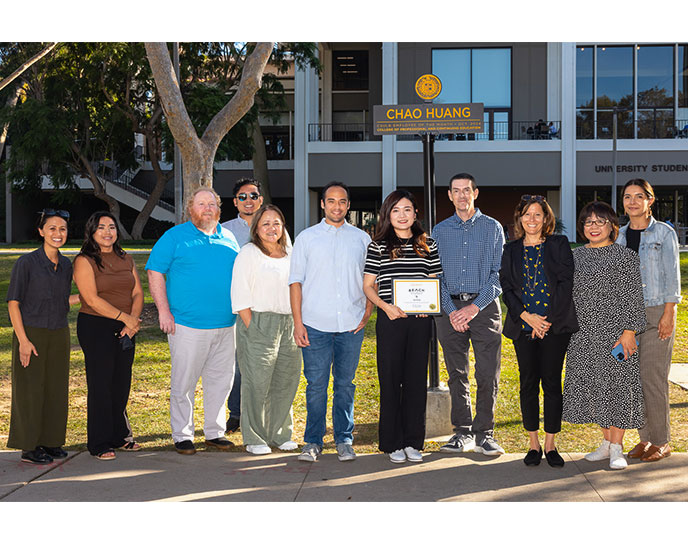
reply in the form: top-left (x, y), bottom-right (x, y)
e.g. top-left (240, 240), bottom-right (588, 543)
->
top-left (523, 447), bottom-right (542, 466)
top-left (21, 449), bottom-right (54, 465)
top-left (39, 446), bottom-right (68, 458)
top-left (545, 448), bottom-right (565, 468)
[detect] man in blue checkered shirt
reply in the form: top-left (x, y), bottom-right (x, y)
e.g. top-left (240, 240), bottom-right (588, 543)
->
top-left (431, 173), bottom-right (506, 456)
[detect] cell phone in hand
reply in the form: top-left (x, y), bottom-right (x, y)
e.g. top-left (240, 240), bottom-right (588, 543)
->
top-left (119, 334), bottom-right (134, 351)
top-left (611, 338), bottom-right (639, 362)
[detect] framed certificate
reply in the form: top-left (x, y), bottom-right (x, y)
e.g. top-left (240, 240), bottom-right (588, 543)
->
top-left (391, 278), bottom-right (441, 315)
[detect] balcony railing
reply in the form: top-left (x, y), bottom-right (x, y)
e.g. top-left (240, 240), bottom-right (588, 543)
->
top-left (577, 117), bottom-right (688, 140)
top-left (309, 121), bottom-right (562, 142)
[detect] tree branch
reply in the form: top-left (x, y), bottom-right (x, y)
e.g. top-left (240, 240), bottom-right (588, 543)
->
top-left (0, 43), bottom-right (58, 92)
top-left (202, 42), bottom-right (273, 152)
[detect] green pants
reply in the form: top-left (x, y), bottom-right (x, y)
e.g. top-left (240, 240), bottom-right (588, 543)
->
top-left (8, 326), bottom-right (70, 451)
top-left (236, 311), bottom-right (302, 447)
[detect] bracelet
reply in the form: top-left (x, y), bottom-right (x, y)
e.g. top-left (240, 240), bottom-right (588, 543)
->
top-left (115, 311), bottom-right (122, 320)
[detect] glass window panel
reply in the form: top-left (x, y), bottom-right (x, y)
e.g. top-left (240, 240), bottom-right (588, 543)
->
top-left (637, 109), bottom-right (675, 138)
top-left (576, 110), bottom-right (594, 139)
top-left (494, 111), bottom-right (509, 140)
top-left (637, 45), bottom-right (673, 107)
top-left (597, 109), bottom-right (633, 139)
top-left (680, 45), bottom-right (688, 108)
top-left (472, 49), bottom-right (511, 107)
top-left (432, 49), bottom-right (470, 104)
top-left (332, 51), bottom-right (369, 91)
top-left (597, 46), bottom-right (633, 108)
top-left (576, 46), bottom-right (593, 109)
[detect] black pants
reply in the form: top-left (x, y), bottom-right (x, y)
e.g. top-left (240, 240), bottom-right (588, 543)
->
top-left (77, 313), bottom-right (135, 455)
top-left (512, 331), bottom-right (571, 434)
top-left (376, 312), bottom-right (431, 453)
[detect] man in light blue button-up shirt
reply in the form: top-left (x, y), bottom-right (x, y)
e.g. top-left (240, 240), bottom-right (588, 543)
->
top-left (289, 182), bottom-right (372, 463)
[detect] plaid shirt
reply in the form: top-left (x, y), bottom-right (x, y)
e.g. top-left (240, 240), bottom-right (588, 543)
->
top-left (431, 209), bottom-right (505, 313)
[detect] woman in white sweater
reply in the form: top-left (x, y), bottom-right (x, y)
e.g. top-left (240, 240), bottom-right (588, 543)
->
top-left (230, 205), bottom-right (302, 455)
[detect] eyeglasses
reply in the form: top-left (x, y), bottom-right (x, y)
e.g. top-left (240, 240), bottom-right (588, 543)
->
top-left (521, 195), bottom-right (545, 203)
top-left (583, 218), bottom-right (610, 227)
top-left (237, 192), bottom-right (260, 201)
top-left (38, 209), bottom-right (70, 220)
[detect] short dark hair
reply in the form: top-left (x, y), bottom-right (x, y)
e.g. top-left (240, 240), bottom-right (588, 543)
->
top-left (321, 181), bottom-right (350, 201)
top-left (449, 173), bottom-right (477, 191)
top-left (577, 201), bottom-right (619, 241)
top-left (233, 178), bottom-right (262, 197)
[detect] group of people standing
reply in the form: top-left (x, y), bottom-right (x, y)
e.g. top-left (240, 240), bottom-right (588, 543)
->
top-left (5, 172), bottom-right (681, 472)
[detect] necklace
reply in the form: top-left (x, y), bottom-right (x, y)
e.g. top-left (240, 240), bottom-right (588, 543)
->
top-left (523, 243), bottom-right (543, 293)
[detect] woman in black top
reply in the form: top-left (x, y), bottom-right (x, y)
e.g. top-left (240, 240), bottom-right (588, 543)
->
top-left (363, 190), bottom-right (442, 464)
top-left (499, 195), bottom-right (578, 467)
top-left (6, 210), bottom-right (79, 465)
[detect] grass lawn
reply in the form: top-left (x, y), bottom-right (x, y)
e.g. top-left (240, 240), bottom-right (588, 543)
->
top-left (1, 249), bottom-right (687, 456)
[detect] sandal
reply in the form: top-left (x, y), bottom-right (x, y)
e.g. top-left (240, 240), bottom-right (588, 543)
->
top-left (118, 441), bottom-right (141, 451)
top-left (95, 450), bottom-right (116, 461)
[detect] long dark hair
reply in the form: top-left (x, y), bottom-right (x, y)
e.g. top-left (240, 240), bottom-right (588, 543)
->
top-left (622, 178), bottom-right (655, 217)
top-left (78, 211), bottom-right (125, 270)
top-left (373, 190), bottom-right (429, 259)
top-left (512, 194), bottom-right (556, 240)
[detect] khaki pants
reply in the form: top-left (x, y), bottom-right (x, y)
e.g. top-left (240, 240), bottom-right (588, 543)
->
top-left (637, 304), bottom-right (676, 446)
top-left (236, 311), bottom-right (302, 447)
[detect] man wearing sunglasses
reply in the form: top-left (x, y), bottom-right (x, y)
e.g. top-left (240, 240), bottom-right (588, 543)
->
top-left (221, 178), bottom-right (264, 434)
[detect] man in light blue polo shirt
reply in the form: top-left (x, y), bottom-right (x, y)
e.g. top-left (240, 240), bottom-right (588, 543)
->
top-left (289, 181), bottom-right (373, 462)
top-left (146, 188), bottom-right (240, 455)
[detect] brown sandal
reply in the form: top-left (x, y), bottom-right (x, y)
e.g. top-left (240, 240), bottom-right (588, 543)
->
top-left (627, 441), bottom-right (651, 459)
top-left (640, 444), bottom-right (671, 462)
top-left (118, 441), bottom-right (141, 451)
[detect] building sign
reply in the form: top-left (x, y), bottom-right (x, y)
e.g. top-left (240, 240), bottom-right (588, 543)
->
top-left (594, 164), bottom-right (688, 173)
top-left (415, 74), bottom-right (442, 101)
top-left (373, 103), bottom-right (484, 135)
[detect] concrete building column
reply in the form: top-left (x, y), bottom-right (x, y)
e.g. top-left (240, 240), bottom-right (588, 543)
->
top-left (381, 42), bottom-right (398, 201)
top-left (560, 42), bottom-right (577, 242)
top-left (294, 52), bottom-right (319, 236)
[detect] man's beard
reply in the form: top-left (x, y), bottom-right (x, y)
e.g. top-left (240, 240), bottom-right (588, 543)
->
top-left (191, 210), bottom-right (220, 231)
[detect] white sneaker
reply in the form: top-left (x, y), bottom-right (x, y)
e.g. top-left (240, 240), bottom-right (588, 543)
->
top-left (246, 444), bottom-right (272, 455)
top-left (584, 439), bottom-right (611, 461)
top-left (404, 447), bottom-right (423, 462)
top-left (277, 441), bottom-right (298, 451)
top-left (389, 449), bottom-right (406, 463)
top-left (609, 443), bottom-right (628, 470)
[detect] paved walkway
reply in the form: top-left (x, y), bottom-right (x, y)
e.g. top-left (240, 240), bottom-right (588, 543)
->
top-left (2, 448), bottom-right (687, 502)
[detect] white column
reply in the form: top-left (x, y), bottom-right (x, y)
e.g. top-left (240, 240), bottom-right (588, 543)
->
top-left (560, 42), bottom-right (577, 242)
top-left (547, 42), bottom-right (562, 124)
top-left (381, 42), bottom-right (398, 200)
top-left (294, 50), bottom-right (319, 236)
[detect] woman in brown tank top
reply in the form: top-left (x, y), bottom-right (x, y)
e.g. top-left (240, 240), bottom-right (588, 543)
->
top-left (73, 212), bottom-right (144, 460)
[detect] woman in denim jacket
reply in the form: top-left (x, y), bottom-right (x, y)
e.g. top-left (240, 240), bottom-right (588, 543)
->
top-left (617, 178), bottom-right (681, 462)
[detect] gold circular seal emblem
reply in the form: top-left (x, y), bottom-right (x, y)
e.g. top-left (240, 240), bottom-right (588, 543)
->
top-left (415, 74), bottom-right (442, 101)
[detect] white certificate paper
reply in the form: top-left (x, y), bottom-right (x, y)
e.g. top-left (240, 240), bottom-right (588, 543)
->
top-left (392, 278), bottom-right (441, 315)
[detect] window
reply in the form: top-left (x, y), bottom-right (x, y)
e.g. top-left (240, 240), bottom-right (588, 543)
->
top-left (576, 46), bottom-right (594, 138)
top-left (637, 45), bottom-right (674, 138)
top-left (432, 48), bottom-right (511, 108)
top-left (333, 51), bottom-right (369, 91)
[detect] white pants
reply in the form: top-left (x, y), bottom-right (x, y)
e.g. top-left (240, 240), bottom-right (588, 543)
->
top-left (168, 323), bottom-right (235, 442)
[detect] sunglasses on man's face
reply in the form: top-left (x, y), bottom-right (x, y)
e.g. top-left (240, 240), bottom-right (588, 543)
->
top-left (237, 192), bottom-right (260, 202)
top-left (39, 208), bottom-right (70, 220)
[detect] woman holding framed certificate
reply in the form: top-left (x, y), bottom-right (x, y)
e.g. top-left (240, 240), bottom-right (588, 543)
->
top-left (363, 190), bottom-right (442, 464)
top-left (499, 195), bottom-right (579, 468)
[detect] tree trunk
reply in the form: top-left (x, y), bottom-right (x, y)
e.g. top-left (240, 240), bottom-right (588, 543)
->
top-left (145, 42), bottom-right (273, 204)
top-left (71, 142), bottom-right (133, 240)
top-left (0, 84), bottom-right (23, 162)
top-left (0, 43), bottom-right (57, 92)
top-left (130, 130), bottom-right (172, 239)
top-left (251, 122), bottom-right (272, 204)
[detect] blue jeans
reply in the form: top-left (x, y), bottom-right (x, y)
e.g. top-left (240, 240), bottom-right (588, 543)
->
top-left (301, 325), bottom-right (365, 446)
top-left (226, 358), bottom-right (241, 418)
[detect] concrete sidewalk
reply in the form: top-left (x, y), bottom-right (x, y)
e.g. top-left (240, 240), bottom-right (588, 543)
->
top-left (2, 449), bottom-right (687, 502)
